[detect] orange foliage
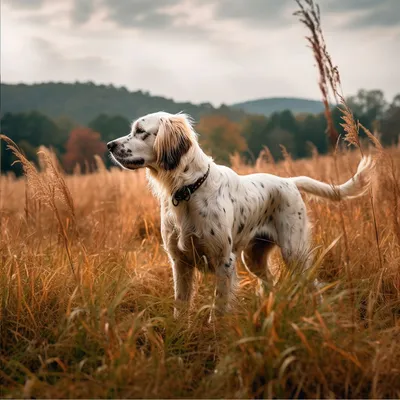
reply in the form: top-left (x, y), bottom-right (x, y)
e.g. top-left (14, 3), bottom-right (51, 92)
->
top-left (196, 115), bottom-right (247, 164)
top-left (63, 127), bottom-right (106, 173)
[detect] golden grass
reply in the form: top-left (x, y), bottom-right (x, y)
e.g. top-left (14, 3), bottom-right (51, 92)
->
top-left (1, 142), bottom-right (400, 398)
top-left (2, 1), bottom-right (398, 396)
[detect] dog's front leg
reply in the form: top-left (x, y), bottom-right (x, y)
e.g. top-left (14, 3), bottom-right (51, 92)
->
top-left (213, 253), bottom-right (237, 317)
top-left (161, 219), bottom-right (194, 319)
top-left (172, 259), bottom-right (194, 319)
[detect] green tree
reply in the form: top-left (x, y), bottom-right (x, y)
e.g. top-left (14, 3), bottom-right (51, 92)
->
top-left (88, 114), bottom-right (131, 143)
top-left (381, 94), bottom-right (400, 146)
top-left (88, 114), bottom-right (131, 167)
top-left (1, 111), bottom-right (62, 174)
top-left (55, 116), bottom-right (77, 145)
top-left (264, 111), bottom-right (298, 159)
top-left (347, 89), bottom-right (387, 123)
top-left (241, 115), bottom-right (270, 161)
top-left (296, 113), bottom-right (328, 157)
top-left (1, 111), bottom-right (62, 148)
top-left (265, 127), bottom-right (296, 160)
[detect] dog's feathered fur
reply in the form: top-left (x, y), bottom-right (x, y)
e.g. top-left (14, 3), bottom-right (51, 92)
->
top-left (108, 112), bottom-right (374, 316)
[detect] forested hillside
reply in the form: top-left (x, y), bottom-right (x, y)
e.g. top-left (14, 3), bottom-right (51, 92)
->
top-left (1, 84), bottom-right (399, 176)
top-left (0, 82), bottom-right (245, 124)
top-left (232, 97), bottom-right (325, 116)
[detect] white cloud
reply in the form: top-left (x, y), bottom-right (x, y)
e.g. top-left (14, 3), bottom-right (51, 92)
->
top-left (2, 0), bottom-right (399, 105)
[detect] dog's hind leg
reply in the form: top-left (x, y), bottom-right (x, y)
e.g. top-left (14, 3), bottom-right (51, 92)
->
top-left (242, 234), bottom-right (276, 284)
top-left (278, 214), bottom-right (312, 272)
top-left (276, 209), bottom-right (322, 298)
top-left (211, 252), bottom-right (238, 318)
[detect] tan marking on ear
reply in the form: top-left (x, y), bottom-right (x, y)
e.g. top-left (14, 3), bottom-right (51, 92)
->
top-left (155, 115), bottom-right (193, 170)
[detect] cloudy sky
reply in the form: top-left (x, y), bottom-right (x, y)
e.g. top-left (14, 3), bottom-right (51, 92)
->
top-left (2, 0), bottom-right (399, 105)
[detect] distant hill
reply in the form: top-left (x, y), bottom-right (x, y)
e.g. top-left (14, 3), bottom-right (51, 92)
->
top-left (0, 82), bottom-right (246, 124)
top-left (231, 97), bottom-right (325, 116)
top-left (1, 83), bottom-right (326, 126)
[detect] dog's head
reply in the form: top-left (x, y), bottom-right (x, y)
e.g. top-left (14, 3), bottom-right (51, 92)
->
top-left (107, 112), bottom-right (195, 171)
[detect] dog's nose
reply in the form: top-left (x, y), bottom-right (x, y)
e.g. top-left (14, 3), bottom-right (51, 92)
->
top-left (107, 141), bottom-right (117, 152)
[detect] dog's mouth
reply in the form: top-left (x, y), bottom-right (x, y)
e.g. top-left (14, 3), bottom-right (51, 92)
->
top-left (123, 158), bottom-right (145, 169)
top-left (109, 153), bottom-right (145, 170)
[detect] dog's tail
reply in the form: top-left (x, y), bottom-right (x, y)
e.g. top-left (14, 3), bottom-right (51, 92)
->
top-left (290, 156), bottom-right (374, 201)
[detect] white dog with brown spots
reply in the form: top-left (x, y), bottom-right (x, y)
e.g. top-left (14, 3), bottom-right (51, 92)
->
top-left (108, 112), bottom-right (374, 317)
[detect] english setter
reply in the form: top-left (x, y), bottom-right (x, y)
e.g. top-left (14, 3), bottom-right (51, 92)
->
top-left (107, 112), bottom-right (373, 316)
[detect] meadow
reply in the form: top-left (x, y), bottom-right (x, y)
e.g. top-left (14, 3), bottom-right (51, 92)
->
top-left (1, 141), bottom-right (399, 398)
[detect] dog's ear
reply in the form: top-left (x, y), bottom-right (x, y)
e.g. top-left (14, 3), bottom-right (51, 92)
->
top-left (155, 115), bottom-right (193, 170)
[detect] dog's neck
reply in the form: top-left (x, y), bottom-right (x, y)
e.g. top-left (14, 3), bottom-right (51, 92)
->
top-left (147, 143), bottom-right (212, 202)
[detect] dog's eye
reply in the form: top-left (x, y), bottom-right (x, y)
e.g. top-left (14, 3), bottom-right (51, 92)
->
top-left (136, 127), bottom-right (145, 134)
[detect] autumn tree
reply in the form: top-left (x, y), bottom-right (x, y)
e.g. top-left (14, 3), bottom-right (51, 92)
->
top-left (62, 127), bottom-right (106, 173)
top-left (196, 115), bottom-right (247, 165)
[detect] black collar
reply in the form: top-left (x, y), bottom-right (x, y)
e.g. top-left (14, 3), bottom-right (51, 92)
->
top-left (172, 164), bottom-right (210, 206)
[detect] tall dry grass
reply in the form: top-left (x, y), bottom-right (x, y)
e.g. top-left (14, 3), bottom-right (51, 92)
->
top-left (1, 0), bottom-right (400, 396)
top-left (1, 138), bottom-right (400, 398)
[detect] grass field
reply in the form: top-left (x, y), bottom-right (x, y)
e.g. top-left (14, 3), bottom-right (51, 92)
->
top-left (1, 143), bottom-right (400, 398)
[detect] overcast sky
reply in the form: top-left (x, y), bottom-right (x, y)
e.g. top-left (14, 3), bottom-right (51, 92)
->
top-left (2, 0), bottom-right (399, 105)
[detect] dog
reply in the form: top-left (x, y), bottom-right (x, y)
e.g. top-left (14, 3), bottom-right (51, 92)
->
top-left (107, 112), bottom-right (374, 317)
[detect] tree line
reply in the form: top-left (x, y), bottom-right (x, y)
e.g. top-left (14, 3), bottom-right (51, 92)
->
top-left (1, 89), bottom-right (399, 175)
top-left (0, 82), bottom-right (246, 125)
